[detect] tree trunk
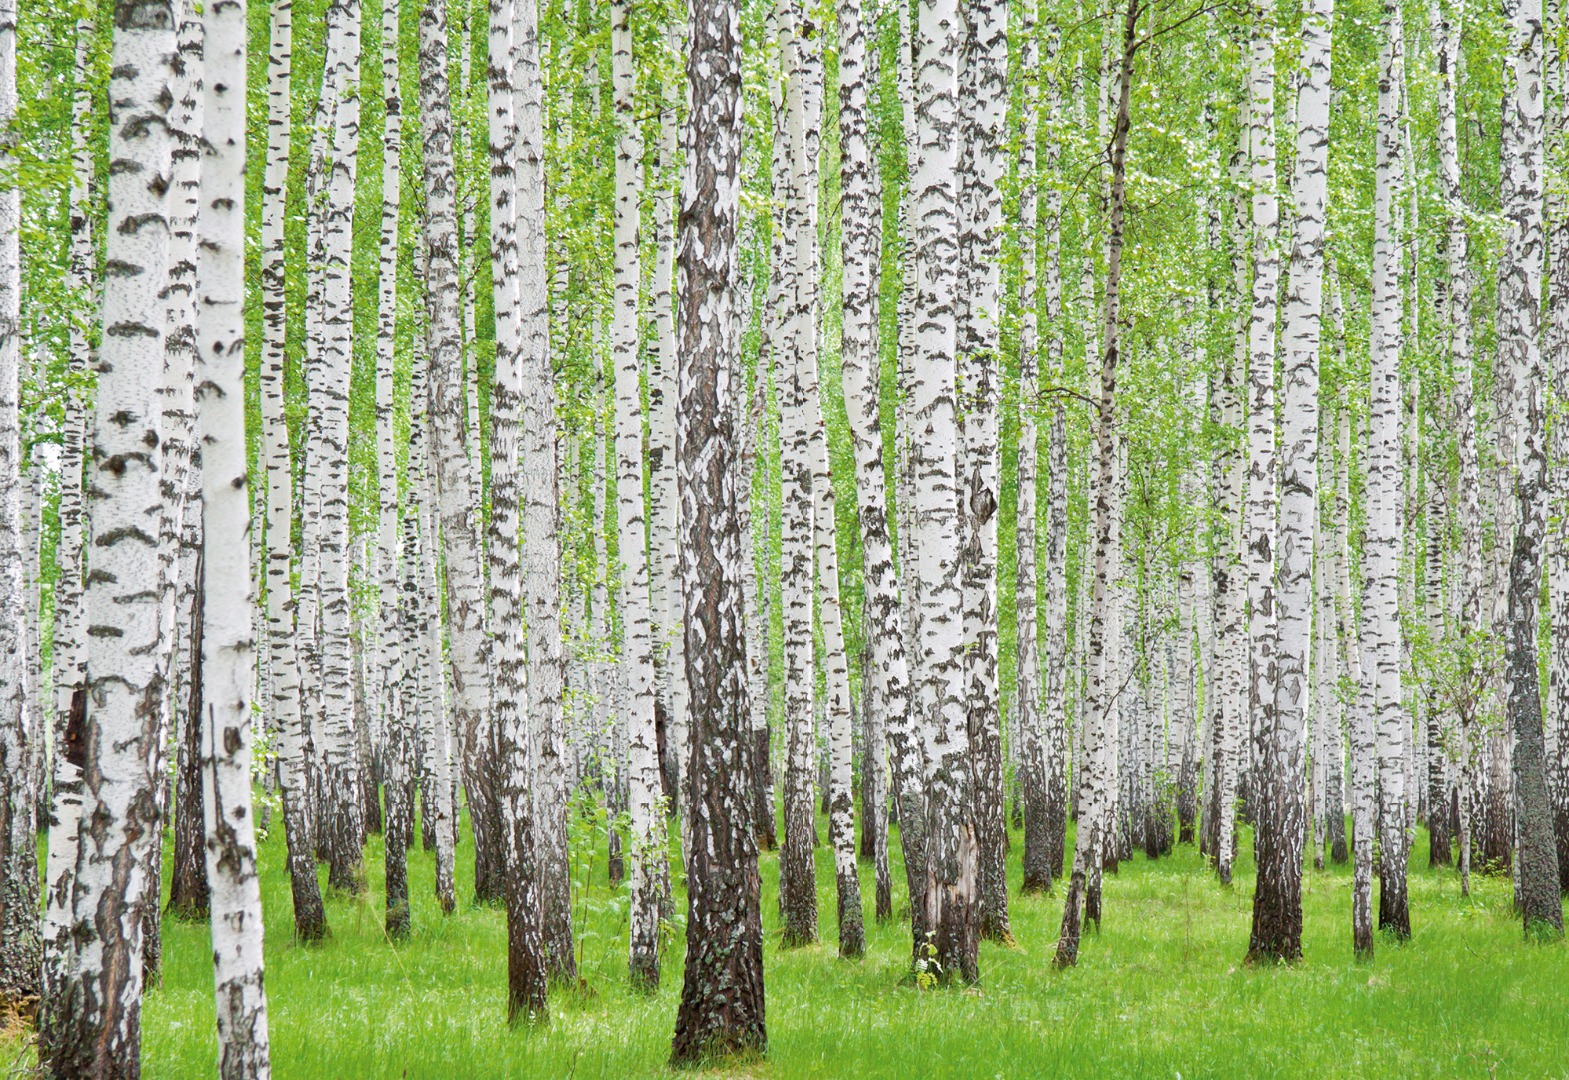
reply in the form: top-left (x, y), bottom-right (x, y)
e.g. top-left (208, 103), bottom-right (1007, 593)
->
top-left (1243, 0), bottom-right (1282, 940)
top-left (774, 0), bottom-right (818, 950)
top-left (170, 571), bottom-right (210, 921)
top-left (514, 0), bottom-right (573, 981)
top-left (420, 0), bottom-right (501, 912)
top-left (609, 0), bottom-right (667, 989)
top-left (1500, 0), bottom-right (1563, 935)
top-left (1057, 0), bottom-right (1135, 971)
top-left (668, 0), bottom-right (767, 1053)
top-left (195, 10), bottom-right (275, 1060)
top-left (1249, 0), bottom-right (1331, 964)
top-left (837, 0), bottom-right (899, 928)
top-left (958, 0), bottom-right (1009, 948)
top-left (46, 1), bottom-right (176, 1067)
top-left (41, 2), bottom-right (96, 1030)
top-left (0, 0), bottom-right (38, 1011)
top-left (1367, 0), bottom-right (1410, 942)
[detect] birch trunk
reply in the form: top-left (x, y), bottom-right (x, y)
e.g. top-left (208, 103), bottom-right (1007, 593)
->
top-left (909, 0), bottom-right (977, 983)
top-left (958, 0), bottom-right (1009, 947)
top-left (42, 2), bottom-right (96, 1022)
top-left (195, 6), bottom-right (273, 1063)
top-left (514, 0), bottom-right (572, 979)
top-left (421, 0), bottom-right (503, 912)
top-left (608, 0), bottom-right (666, 988)
top-left (1057, 0), bottom-right (1136, 970)
top-left (1367, 0), bottom-right (1410, 941)
top-left (668, 0), bottom-right (767, 1049)
top-left (1016, 5), bottom-right (1046, 894)
top-left (47, 0), bottom-right (175, 1066)
top-left (1243, 0), bottom-right (1281, 897)
top-left (374, 0), bottom-right (403, 926)
top-left (775, 0), bottom-right (818, 949)
top-left (1249, 0), bottom-right (1331, 963)
top-left (0, 0), bottom-right (38, 1008)
top-left (1500, 0), bottom-right (1563, 934)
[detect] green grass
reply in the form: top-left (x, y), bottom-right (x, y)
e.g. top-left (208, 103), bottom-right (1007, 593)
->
top-left (19, 807), bottom-right (1569, 1078)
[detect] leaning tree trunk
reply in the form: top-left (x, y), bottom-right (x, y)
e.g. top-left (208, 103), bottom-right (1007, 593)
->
top-left (1367, 0), bottom-right (1410, 943)
top-left (1500, 0), bottom-right (1563, 936)
top-left (668, 0), bottom-right (767, 1054)
top-left (958, 0), bottom-right (1010, 948)
top-left (195, 6), bottom-right (274, 1065)
top-left (1249, 0), bottom-right (1331, 964)
top-left (0, 0), bottom-right (39, 1009)
top-left (46, 0), bottom-right (175, 1067)
top-left (610, 0), bottom-right (667, 989)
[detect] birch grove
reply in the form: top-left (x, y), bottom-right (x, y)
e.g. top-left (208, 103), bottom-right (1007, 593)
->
top-left (12, 0), bottom-right (1569, 1070)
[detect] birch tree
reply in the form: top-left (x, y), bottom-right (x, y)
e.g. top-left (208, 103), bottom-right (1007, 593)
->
top-left (1365, 0), bottom-right (1410, 943)
top-left (0, 0), bottom-right (37, 1007)
top-left (47, 0), bottom-right (175, 1065)
top-left (1249, 0), bottom-right (1331, 963)
top-left (194, 0), bottom-right (272, 1063)
top-left (1500, 0), bottom-right (1564, 935)
top-left (958, 0), bottom-right (1010, 947)
top-left (610, 0), bottom-right (666, 987)
top-left (668, 0), bottom-right (767, 1052)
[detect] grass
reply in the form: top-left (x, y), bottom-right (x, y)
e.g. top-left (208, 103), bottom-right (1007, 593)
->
top-left (12, 805), bottom-right (1569, 1078)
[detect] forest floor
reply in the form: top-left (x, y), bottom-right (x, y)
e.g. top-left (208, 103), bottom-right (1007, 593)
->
top-left (9, 803), bottom-right (1568, 1079)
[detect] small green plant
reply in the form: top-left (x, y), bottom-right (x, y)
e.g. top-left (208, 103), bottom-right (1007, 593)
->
top-left (913, 931), bottom-right (941, 990)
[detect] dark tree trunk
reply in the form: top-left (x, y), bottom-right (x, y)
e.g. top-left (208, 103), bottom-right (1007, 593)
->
top-left (752, 724), bottom-right (775, 850)
top-left (669, 0), bottom-right (767, 1056)
top-left (168, 561), bottom-right (209, 922)
top-left (1505, 483), bottom-right (1564, 935)
top-left (1427, 701), bottom-right (1452, 867)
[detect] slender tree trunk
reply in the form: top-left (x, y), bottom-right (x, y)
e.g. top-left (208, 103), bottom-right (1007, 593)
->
top-left (1249, 0), bottom-right (1331, 964)
top-left (1057, 0), bottom-right (1135, 971)
top-left (485, 0), bottom-right (550, 1019)
top-left (609, 0), bottom-right (666, 988)
top-left (837, 0), bottom-right (900, 928)
top-left (421, 0), bottom-right (502, 912)
top-left (958, 0), bottom-right (1009, 948)
top-left (1367, 0), bottom-right (1411, 942)
top-left (375, 0), bottom-right (404, 932)
top-left (668, 0), bottom-right (767, 1052)
top-left (0, 0), bottom-right (38, 1010)
top-left (774, 0), bottom-right (818, 949)
top-left (1016, 6), bottom-right (1046, 895)
top-left (41, 2), bottom-right (96, 1030)
top-left (1548, 0), bottom-right (1569, 891)
top-left (1243, 0), bottom-right (1281, 924)
top-left (46, 1), bottom-right (176, 1067)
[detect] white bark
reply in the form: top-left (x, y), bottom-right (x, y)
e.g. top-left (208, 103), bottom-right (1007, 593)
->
top-left (1366, 0), bottom-right (1409, 941)
top-left (611, 0), bottom-right (664, 988)
top-left (50, 2), bottom-right (175, 1066)
top-left (195, 2), bottom-right (272, 1063)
